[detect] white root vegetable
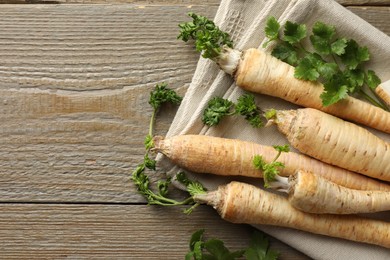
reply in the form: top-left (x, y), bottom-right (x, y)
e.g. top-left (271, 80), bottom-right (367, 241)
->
top-left (269, 107), bottom-right (390, 181)
top-left (220, 48), bottom-right (390, 134)
top-left (153, 135), bottom-right (390, 191)
top-left (376, 82), bottom-right (390, 106)
top-left (194, 181), bottom-right (390, 248)
top-left (274, 170), bottom-right (390, 214)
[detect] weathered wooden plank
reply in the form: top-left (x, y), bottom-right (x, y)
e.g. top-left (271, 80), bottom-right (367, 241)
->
top-left (347, 6), bottom-right (390, 34)
top-left (0, 204), bottom-right (309, 259)
top-left (0, 4), bottom-right (215, 203)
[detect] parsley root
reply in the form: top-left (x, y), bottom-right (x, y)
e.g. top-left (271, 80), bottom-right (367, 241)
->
top-left (153, 135), bottom-right (390, 191)
top-left (194, 181), bottom-right (390, 248)
top-left (376, 83), bottom-right (390, 106)
top-left (234, 48), bottom-right (390, 134)
top-left (269, 108), bottom-right (390, 181)
top-left (274, 170), bottom-right (390, 214)
top-left (179, 13), bottom-right (390, 134)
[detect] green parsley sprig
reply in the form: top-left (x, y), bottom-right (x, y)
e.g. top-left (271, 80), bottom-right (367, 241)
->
top-left (185, 229), bottom-right (279, 260)
top-left (202, 94), bottom-right (265, 127)
top-left (131, 83), bottom-right (206, 214)
top-left (202, 97), bottom-right (235, 126)
top-left (178, 12), bottom-right (234, 60)
top-left (264, 17), bottom-right (388, 110)
top-left (253, 145), bottom-right (290, 188)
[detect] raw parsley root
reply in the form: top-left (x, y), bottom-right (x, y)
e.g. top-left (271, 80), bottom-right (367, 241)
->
top-left (194, 181), bottom-right (390, 248)
top-left (272, 170), bottom-right (390, 214)
top-left (200, 92), bottom-right (389, 182)
top-left (255, 149), bottom-right (390, 214)
top-left (153, 135), bottom-right (390, 191)
top-left (131, 83), bottom-right (206, 214)
top-left (376, 83), bottom-right (390, 106)
top-left (179, 13), bottom-right (390, 134)
top-left (202, 94), bottom-right (264, 127)
top-left (267, 108), bottom-right (390, 181)
top-left (186, 229), bottom-right (279, 260)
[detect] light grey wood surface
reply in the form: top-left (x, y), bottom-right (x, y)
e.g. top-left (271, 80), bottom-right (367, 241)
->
top-left (0, 2), bottom-right (388, 259)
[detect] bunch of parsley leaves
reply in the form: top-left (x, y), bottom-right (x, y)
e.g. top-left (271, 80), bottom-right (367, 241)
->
top-left (264, 17), bottom-right (387, 110)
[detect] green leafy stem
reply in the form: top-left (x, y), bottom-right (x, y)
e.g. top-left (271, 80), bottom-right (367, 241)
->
top-left (264, 17), bottom-right (388, 110)
top-left (200, 93), bottom-right (290, 189)
top-left (178, 13), bottom-right (388, 110)
top-left (131, 83), bottom-right (206, 214)
top-left (178, 12), bottom-right (234, 60)
top-left (202, 93), bottom-right (264, 128)
top-left (252, 145), bottom-right (290, 189)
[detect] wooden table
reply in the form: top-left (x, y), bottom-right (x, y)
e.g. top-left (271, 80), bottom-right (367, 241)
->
top-left (0, 1), bottom-right (388, 259)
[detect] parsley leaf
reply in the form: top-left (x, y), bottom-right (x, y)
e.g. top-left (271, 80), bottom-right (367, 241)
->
top-left (157, 177), bottom-right (171, 197)
top-left (365, 70), bottom-right (381, 90)
top-left (186, 229), bottom-right (205, 260)
top-left (294, 53), bottom-right (323, 81)
top-left (310, 21), bottom-right (335, 55)
top-left (176, 172), bottom-right (207, 196)
top-left (204, 239), bottom-right (245, 260)
top-left (339, 39), bottom-right (370, 69)
top-left (320, 85), bottom-right (349, 106)
top-left (144, 153), bottom-right (156, 170)
top-left (186, 229), bottom-right (280, 260)
top-left (264, 109), bottom-right (277, 120)
top-left (202, 97), bottom-right (235, 126)
top-left (149, 82), bottom-right (182, 110)
top-left (312, 21), bottom-right (335, 39)
top-left (344, 69), bottom-right (365, 93)
top-left (264, 16), bottom-right (280, 40)
top-left (176, 172), bottom-right (207, 214)
top-left (320, 78), bottom-right (349, 106)
top-left (131, 83), bottom-right (207, 213)
top-left (273, 145), bottom-right (290, 153)
top-left (271, 43), bottom-right (299, 66)
top-left (202, 94), bottom-right (265, 127)
top-left (263, 16), bottom-right (280, 47)
top-left (331, 38), bottom-right (348, 55)
top-left (317, 62), bottom-right (339, 81)
top-left (283, 21), bottom-right (307, 45)
top-left (144, 134), bottom-right (154, 150)
top-left (178, 12), bottom-right (233, 60)
top-left (245, 231), bottom-right (280, 260)
top-left (253, 155), bottom-right (267, 171)
top-left (186, 229), bottom-right (255, 260)
top-left (264, 18), bottom-right (384, 109)
top-left (235, 94), bottom-right (264, 128)
top-left (187, 181), bottom-right (207, 197)
top-left (253, 145), bottom-right (289, 188)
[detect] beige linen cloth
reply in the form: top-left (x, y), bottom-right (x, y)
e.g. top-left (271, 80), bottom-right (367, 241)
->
top-left (157, 0), bottom-right (390, 259)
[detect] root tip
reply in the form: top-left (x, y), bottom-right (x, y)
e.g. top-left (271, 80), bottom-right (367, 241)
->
top-left (151, 135), bottom-right (165, 151)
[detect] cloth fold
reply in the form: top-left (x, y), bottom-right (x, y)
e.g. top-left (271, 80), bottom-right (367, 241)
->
top-left (158, 0), bottom-right (390, 258)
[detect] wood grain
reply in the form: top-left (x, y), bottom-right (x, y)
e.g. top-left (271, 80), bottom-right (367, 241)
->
top-left (0, 204), bottom-right (309, 259)
top-left (0, 4), bottom-right (213, 203)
